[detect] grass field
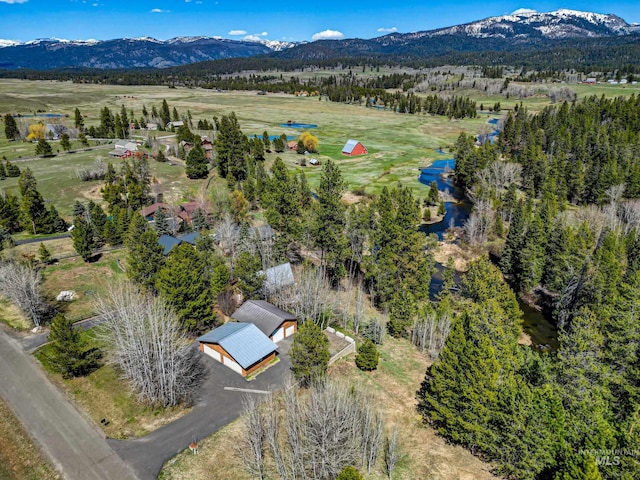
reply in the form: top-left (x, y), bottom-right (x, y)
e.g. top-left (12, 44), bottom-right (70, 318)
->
top-left (40, 249), bottom-right (128, 321)
top-left (2, 79), bottom-right (638, 219)
top-left (0, 397), bottom-right (59, 480)
top-left (35, 327), bottom-right (190, 439)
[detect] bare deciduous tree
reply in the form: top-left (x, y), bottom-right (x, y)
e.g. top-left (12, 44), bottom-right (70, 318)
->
top-left (463, 199), bottom-right (493, 244)
top-left (411, 312), bottom-right (452, 359)
top-left (282, 266), bottom-right (332, 326)
top-left (238, 395), bottom-right (267, 480)
top-left (384, 426), bottom-right (401, 480)
top-left (242, 378), bottom-right (388, 480)
top-left (214, 214), bottom-right (239, 260)
top-left (95, 283), bottom-right (204, 407)
top-left (353, 285), bottom-right (365, 335)
top-left (0, 260), bottom-right (49, 327)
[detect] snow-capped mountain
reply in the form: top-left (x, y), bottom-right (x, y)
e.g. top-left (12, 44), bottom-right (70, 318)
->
top-left (0, 36), bottom-right (296, 70)
top-left (427, 9), bottom-right (634, 39)
top-left (275, 9), bottom-right (639, 61)
top-left (0, 9), bottom-right (637, 70)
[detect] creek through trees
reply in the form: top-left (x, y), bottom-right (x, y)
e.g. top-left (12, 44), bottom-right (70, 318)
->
top-left (417, 124), bottom-right (557, 350)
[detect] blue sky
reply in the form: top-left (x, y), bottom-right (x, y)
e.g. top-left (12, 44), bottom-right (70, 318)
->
top-left (0, 0), bottom-right (638, 42)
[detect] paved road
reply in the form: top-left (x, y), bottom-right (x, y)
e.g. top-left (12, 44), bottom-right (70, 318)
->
top-left (14, 233), bottom-right (72, 245)
top-left (109, 337), bottom-right (294, 480)
top-left (0, 327), bottom-right (139, 480)
top-left (19, 314), bottom-right (108, 353)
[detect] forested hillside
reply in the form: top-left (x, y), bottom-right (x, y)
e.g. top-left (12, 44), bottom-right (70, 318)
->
top-left (418, 94), bottom-right (640, 479)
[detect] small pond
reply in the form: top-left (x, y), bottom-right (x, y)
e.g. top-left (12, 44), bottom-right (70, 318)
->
top-left (279, 123), bottom-right (318, 128)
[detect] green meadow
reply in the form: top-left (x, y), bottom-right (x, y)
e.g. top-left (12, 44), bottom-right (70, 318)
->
top-left (1, 78), bottom-right (638, 219)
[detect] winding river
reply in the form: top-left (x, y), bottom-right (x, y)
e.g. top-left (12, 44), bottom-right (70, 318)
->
top-left (417, 120), bottom-right (558, 350)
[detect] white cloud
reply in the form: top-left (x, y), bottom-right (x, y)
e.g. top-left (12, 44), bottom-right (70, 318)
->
top-left (311, 29), bottom-right (344, 41)
top-left (511, 8), bottom-right (537, 15)
top-left (151, 8), bottom-right (169, 13)
top-left (228, 29), bottom-right (247, 35)
top-left (260, 32), bottom-right (268, 36)
top-left (0, 0), bottom-right (29, 4)
top-left (377, 26), bottom-right (397, 33)
top-left (243, 35), bottom-right (262, 42)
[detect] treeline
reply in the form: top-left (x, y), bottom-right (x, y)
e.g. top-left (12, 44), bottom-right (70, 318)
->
top-left (1, 34), bottom-right (639, 84)
top-left (455, 95), bottom-right (640, 203)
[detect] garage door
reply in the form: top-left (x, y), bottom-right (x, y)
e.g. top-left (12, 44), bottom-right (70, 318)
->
top-left (203, 344), bottom-right (221, 362)
top-left (285, 325), bottom-right (296, 337)
top-left (272, 327), bottom-right (284, 343)
top-left (223, 357), bottom-right (243, 374)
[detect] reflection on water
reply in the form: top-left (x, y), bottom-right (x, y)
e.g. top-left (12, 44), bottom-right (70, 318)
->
top-left (419, 119), bottom-right (558, 349)
top-left (418, 159), bottom-right (472, 240)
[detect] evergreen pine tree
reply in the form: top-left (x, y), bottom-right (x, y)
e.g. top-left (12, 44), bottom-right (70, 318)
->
top-left (290, 321), bottom-right (330, 387)
top-left (125, 214), bottom-right (164, 290)
top-left (185, 144), bottom-right (208, 179)
top-left (355, 339), bottom-right (379, 371)
top-left (47, 314), bottom-right (101, 378)
top-left (34, 138), bottom-right (53, 156)
top-left (4, 114), bottom-right (19, 140)
top-left (156, 243), bottom-right (217, 333)
top-left (72, 215), bottom-right (96, 262)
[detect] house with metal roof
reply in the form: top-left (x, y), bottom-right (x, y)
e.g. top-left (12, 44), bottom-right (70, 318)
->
top-left (197, 322), bottom-right (278, 377)
top-left (232, 300), bottom-right (297, 343)
top-left (109, 140), bottom-right (139, 158)
top-left (342, 139), bottom-right (368, 156)
top-left (258, 262), bottom-right (295, 295)
top-left (158, 232), bottom-right (200, 255)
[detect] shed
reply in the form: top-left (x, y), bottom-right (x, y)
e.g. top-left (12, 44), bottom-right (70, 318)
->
top-left (342, 139), bottom-right (368, 156)
top-left (232, 300), bottom-right (297, 343)
top-left (197, 322), bottom-right (278, 377)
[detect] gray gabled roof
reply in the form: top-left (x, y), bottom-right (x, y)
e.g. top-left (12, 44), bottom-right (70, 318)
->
top-left (158, 234), bottom-right (182, 255)
top-left (197, 322), bottom-right (277, 369)
top-left (342, 139), bottom-right (360, 154)
top-left (259, 262), bottom-right (295, 293)
top-left (231, 300), bottom-right (296, 338)
top-left (178, 232), bottom-right (199, 245)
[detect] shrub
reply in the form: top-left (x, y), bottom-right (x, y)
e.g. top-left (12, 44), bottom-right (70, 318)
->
top-left (355, 339), bottom-right (379, 371)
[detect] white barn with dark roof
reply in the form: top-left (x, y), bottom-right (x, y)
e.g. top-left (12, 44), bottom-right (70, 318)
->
top-left (231, 300), bottom-right (297, 343)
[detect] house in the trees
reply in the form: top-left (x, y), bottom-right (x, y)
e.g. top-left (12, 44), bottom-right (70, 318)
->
top-left (258, 262), bottom-right (295, 295)
top-left (287, 141), bottom-right (298, 151)
top-left (158, 232), bottom-right (199, 255)
top-left (197, 322), bottom-right (278, 377)
top-left (232, 300), bottom-right (297, 343)
top-left (342, 139), bottom-right (368, 156)
top-left (141, 202), bottom-right (171, 221)
top-left (166, 121), bottom-right (184, 129)
top-left (146, 123), bottom-right (158, 130)
top-left (108, 141), bottom-right (138, 158)
top-left (202, 139), bottom-right (214, 160)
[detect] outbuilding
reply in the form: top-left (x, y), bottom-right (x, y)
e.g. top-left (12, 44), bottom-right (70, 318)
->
top-left (197, 322), bottom-right (278, 377)
top-left (232, 300), bottom-right (297, 343)
top-left (342, 139), bottom-right (368, 156)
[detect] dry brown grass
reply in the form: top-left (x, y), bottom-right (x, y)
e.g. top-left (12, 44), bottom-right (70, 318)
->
top-left (433, 240), bottom-right (486, 272)
top-left (0, 398), bottom-right (59, 480)
top-left (40, 250), bottom-right (126, 321)
top-left (0, 296), bottom-right (32, 330)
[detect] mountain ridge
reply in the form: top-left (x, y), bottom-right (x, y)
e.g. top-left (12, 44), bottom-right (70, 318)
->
top-left (0, 9), bottom-right (637, 70)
